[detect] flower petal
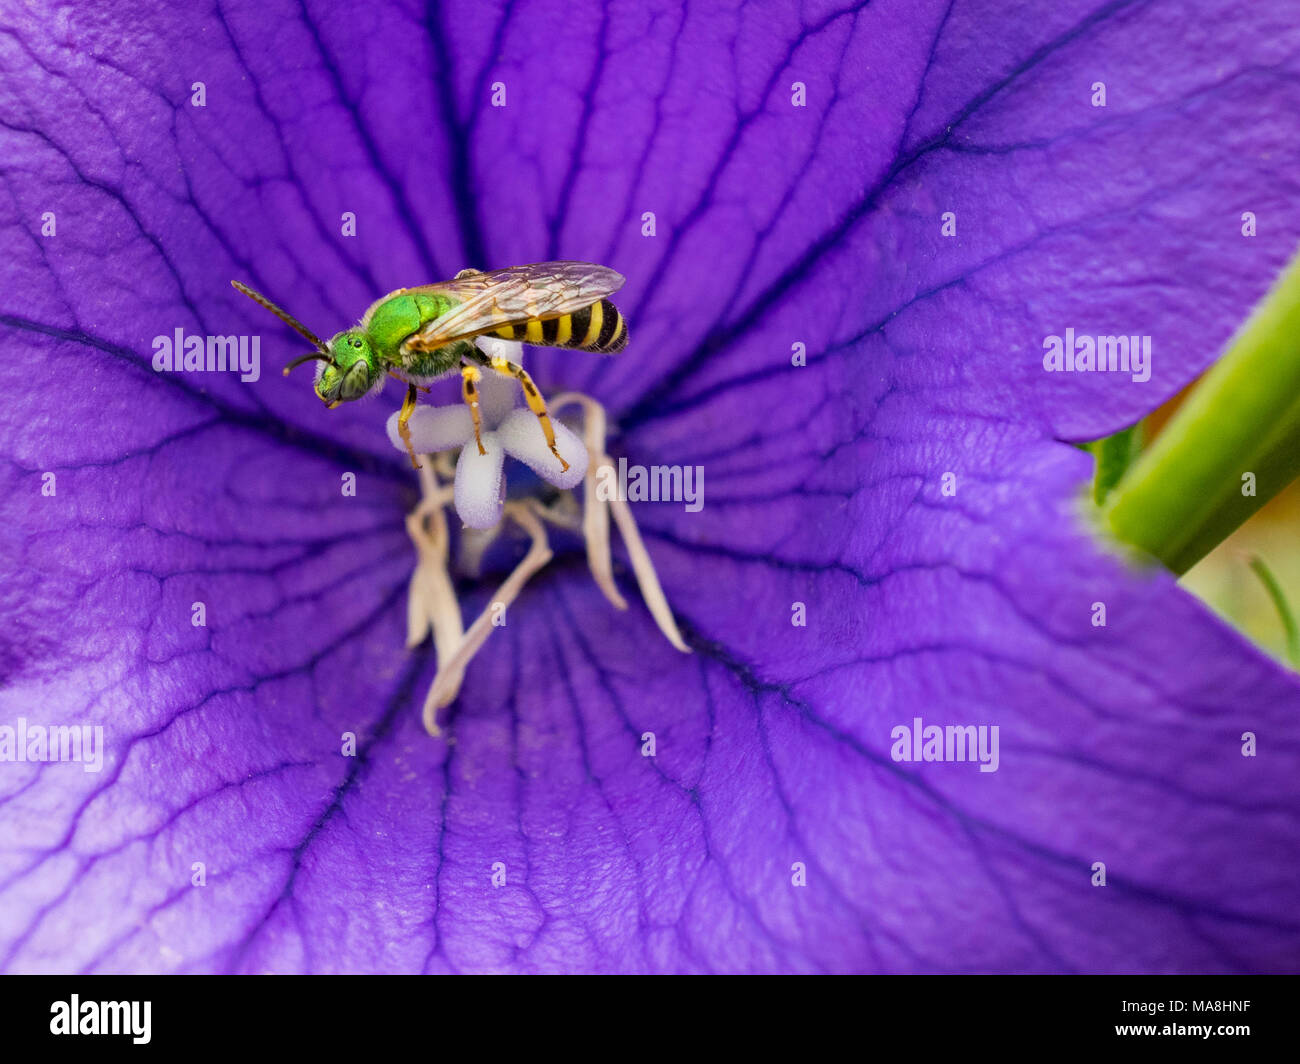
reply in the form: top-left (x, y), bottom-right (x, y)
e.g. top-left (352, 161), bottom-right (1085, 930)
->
top-left (385, 404), bottom-right (472, 454)
top-left (473, 339), bottom-right (529, 428)
top-left (2, 0), bottom-right (1299, 978)
top-left (495, 409), bottom-right (588, 489)
top-left (453, 432), bottom-right (506, 530)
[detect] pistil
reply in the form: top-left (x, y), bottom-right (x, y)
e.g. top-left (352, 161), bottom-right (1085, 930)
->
top-left (404, 390), bottom-right (689, 736)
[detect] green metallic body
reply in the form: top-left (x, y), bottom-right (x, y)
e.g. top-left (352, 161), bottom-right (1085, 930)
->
top-left (363, 290), bottom-right (473, 379)
top-left (313, 289), bottom-right (478, 401)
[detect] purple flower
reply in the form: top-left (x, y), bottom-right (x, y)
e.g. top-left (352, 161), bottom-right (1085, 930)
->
top-left (2, 0), bottom-right (1299, 974)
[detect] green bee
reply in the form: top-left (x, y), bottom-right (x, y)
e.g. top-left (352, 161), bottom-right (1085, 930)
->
top-left (231, 261), bottom-right (629, 470)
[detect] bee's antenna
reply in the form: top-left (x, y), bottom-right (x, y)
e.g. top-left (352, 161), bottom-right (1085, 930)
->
top-left (282, 351), bottom-right (336, 377)
top-left (231, 280), bottom-right (328, 351)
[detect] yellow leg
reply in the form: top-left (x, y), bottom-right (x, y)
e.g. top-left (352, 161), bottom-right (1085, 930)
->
top-left (461, 363), bottom-right (486, 455)
top-left (482, 355), bottom-right (569, 472)
top-left (398, 383), bottom-right (421, 470)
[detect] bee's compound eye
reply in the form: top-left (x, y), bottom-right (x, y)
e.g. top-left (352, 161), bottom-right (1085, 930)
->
top-left (340, 359), bottom-right (371, 401)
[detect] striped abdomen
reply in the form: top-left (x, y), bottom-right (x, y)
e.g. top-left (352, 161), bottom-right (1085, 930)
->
top-left (493, 299), bottom-right (627, 353)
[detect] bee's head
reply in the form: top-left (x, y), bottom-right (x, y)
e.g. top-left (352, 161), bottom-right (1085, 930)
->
top-left (292, 330), bottom-right (378, 407)
top-left (230, 282), bottom-right (381, 408)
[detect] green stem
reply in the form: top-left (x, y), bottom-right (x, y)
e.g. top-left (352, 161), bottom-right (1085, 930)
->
top-left (1102, 249), bottom-right (1300, 573)
top-left (1086, 423), bottom-right (1141, 506)
top-left (1246, 556), bottom-right (1300, 666)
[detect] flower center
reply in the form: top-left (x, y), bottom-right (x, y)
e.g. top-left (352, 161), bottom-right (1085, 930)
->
top-left (400, 385), bottom-right (690, 736)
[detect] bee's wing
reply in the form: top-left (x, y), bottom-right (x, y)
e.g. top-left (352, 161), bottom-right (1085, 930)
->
top-left (403, 261), bottom-right (625, 353)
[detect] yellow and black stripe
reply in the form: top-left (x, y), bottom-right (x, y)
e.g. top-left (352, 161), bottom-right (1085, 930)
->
top-left (493, 299), bottom-right (628, 353)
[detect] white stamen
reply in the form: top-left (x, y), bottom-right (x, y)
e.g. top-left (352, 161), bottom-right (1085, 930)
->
top-left (423, 501), bottom-right (553, 716)
top-left (456, 524), bottom-right (501, 579)
top-left (404, 465), bottom-right (465, 736)
top-left (398, 376), bottom-right (690, 737)
top-left (607, 492), bottom-right (690, 654)
top-left (551, 392), bottom-right (626, 610)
